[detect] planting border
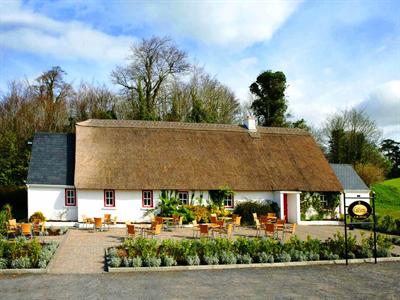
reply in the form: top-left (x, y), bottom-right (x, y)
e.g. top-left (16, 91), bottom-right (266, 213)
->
top-left (106, 254), bottom-right (400, 273)
top-left (0, 231), bottom-right (66, 275)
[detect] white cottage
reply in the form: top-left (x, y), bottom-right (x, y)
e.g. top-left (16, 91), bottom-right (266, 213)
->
top-left (27, 118), bottom-right (343, 223)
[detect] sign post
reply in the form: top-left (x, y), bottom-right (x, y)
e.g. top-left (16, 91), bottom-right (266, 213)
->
top-left (343, 192), bottom-right (376, 265)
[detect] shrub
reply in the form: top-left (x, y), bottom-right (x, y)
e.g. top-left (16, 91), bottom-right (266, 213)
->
top-left (131, 257), bottom-right (142, 267)
top-left (11, 256), bottom-right (32, 269)
top-left (234, 200), bottom-right (279, 225)
top-left (143, 256), bottom-right (161, 267)
top-left (122, 257), bottom-right (131, 267)
top-left (109, 256), bottom-right (122, 268)
top-left (38, 249), bottom-right (53, 266)
top-left (187, 205), bottom-right (209, 222)
top-left (376, 248), bottom-right (391, 257)
top-left (108, 247), bottom-right (118, 258)
top-left (29, 211), bottom-right (46, 222)
top-left (27, 239), bottom-right (42, 265)
top-left (275, 251), bottom-right (291, 263)
top-left (220, 251), bottom-right (237, 265)
top-left (37, 259), bottom-right (47, 269)
top-left (59, 227), bottom-right (68, 235)
top-left (326, 232), bottom-right (357, 258)
top-left (0, 258), bottom-right (8, 269)
top-left (203, 254), bottom-right (219, 265)
top-left (257, 252), bottom-right (274, 263)
top-left (306, 251), bottom-right (320, 261)
top-left (185, 255), bottom-right (200, 266)
top-left (236, 253), bottom-right (252, 264)
top-left (162, 256), bottom-right (177, 267)
top-left (289, 250), bottom-right (308, 262)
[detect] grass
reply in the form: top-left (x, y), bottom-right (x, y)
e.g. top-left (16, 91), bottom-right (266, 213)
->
top-left (372, 178), bottom-right (400, 218)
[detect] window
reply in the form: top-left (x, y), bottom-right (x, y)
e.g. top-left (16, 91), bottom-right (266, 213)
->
top-left (320, 195), bottom-right (327, 208)
top-left (224, 194), bottom-right (234, 208)
top-left (65, 189), bottom-right (76, 206)
top-left (142, 190), bottom-right (153, 208)
top-left (104, 190), bottom-right (115, 207)
top-left (178, 191), bottom-right (189, 205)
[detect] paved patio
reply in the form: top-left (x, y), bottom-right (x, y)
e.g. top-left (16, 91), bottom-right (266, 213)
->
top-left (42, 224), bottom-right (399, 274)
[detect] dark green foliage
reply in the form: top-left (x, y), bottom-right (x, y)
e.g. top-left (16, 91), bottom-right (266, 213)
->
top-left (0, 187), bottom-right (27, 221)
top-left (250, 70), bottom-right (288, 127)
top-left (234, 200), bottom-right (279, 225)
top-left (380, 139), bottom-right (400, 178)
top-left (208, 187), bottom-right (234, 209)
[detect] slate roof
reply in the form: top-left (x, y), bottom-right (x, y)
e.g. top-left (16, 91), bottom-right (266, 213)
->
top-left (329, 164), bottom-right (369, 191)
top-left (27, 133), bottom-right (75, 185)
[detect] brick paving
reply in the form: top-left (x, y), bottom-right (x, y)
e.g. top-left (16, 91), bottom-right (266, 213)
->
top-left (47, 228), bottom-right (125, 274)
top-left (44, 224), bottom-right (400, 274)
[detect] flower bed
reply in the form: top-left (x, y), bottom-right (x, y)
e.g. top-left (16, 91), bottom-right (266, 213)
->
top-left (0, 237), bottom-right (58, 270)
top-left (106, 232), bottom-right (393, 269)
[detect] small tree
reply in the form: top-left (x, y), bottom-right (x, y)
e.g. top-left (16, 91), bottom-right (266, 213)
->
top-left (354, 163), bottom-right (385, 186)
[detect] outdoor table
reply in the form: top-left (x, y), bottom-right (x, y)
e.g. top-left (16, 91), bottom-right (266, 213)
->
top-left (135, 224), bottom-right (150, 237)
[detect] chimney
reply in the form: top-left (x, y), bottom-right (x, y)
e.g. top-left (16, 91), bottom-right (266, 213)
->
top-left (244, 115), bottom-right (257, 132)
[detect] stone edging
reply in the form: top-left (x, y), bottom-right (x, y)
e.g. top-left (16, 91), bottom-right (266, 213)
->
top-left (0, 232), bottom-right (67, 275)
top-left (107, 256), bottom-right (400, 273)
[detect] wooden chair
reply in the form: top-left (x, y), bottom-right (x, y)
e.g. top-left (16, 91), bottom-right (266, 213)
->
top-left (6, 223), bottom-right (17, 239)
top-left (234, 216), bottom-right (241, 229)
top-left (255, 218), bottom-right (262, 237)
top-left (112, 216), bottom-right (118, 225)
top-left (252, 212), bottom-right (258, 221)
top-left (82, 215), bottom-right (94, 229)
top-left (126, 224), bottom-right (136, 237)
top-left (103, 214), bottom-right (112, 230)
top-left (283, 223), bottom-right (297, 239)
top-left (264, 223), bottom-right (277, 239)
top-left (259, 215), bottom-right (269, 225)
top-left (275, 219), bottom-right (286, 239)
top-left (8, 219), bottom-right (17, 230)
top-left (216, 223), bottom-right (234, 238)
top-left (210, 216), bottom-right (218, 224)
top-left (145, 223), bottom-right (162, 238)
top-left (192, 220), bottom-right (200, 238)
top-left (94, 217), bottom-right (103, 232)
top-left (199, 224), bottom-right (212, 238)
top-left (267, 213), bottom-right (276, 218)
top-left (21, 223), bottom-right (32, 239)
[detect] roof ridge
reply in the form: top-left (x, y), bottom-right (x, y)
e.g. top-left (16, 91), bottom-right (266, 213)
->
top-left (76, 119), bottom-right (309, 135)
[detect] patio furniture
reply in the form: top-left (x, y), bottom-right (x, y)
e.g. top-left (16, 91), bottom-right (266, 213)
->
top-left (259, 215), bottom-right (270, 225)
top-left (252, 212), bottom-right (258, 221)
top-left (275, 219), bottom-right (286, 239)
top-left (144, 223), bottom-right (162, 238)
top-left (210, 216), bottom-right (218, 225)
top-left (233, 216), bottom-right (242, 229)
top-left (82, 215), bottom-right (94, 229)
top-left (264, 223), bottom-right (277, 239)
top-left (126, 224), bottom-right (136, 237)
top-left (6, 223), bottom-right (17, 239)
top-left (33, 222), bottom-right (44, 236)
top-left (283, 223), bottom-right (297, 238)
top-left (21, 223), bottom-right (32, 239)
top-left (94, 217), bottom-right (103, 232)
top-left (215, 223), bottom-right (234, 238)
top-left (199, 224), bottom-right (213, 238)
top-left (255, 219), bottom-right (262, 237)
top-left (192, 220), bottom-right (200, 238)
top-left (8, 219), bottom-right (17, 230)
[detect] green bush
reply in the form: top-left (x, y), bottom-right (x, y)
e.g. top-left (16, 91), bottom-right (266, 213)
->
top-left (185, 255), bottom-right (200, 266)
top-left (203, 254), bottom-right (219, 265)
top-left (220, 251), bottom-right (237, 264)
top-left (256, 252), bottom-right (274, 263)
top-left (289, 250), bottom-right (308, 262)
top-left (162, 256), bottom-right (177, 267)
top-left (122, 257), bottom-right (130, 267)
top-left (109, 256), bottom-right (122, 268)
top-left (11, 256), bottom-right (32, 269)
top-left (233, 200), bottom-right (279, 225)
top-left (143, 256), bottom-right (161, 267)
top-left (0, 258), bottom-right (8, 269)
top-left (131, 257), bottom-right (142, 267)
top-left (275, 251), bottom-right (291, 262)
top-left (236, 253), bottom-right (252, 264)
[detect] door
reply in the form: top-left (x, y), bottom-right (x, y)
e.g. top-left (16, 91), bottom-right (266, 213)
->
top-left (283, 193), bottom-right (288, 222)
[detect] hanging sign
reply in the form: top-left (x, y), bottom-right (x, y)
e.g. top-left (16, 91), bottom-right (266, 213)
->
top-left (348, 201), bottom-right (372, 220)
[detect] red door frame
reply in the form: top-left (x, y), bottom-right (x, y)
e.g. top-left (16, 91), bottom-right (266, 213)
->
top-left (283, 193), bottom-right (288, 222)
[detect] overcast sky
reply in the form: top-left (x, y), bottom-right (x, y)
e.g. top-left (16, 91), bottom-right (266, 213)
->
top-left (1, 0), bottom-right (399, 140)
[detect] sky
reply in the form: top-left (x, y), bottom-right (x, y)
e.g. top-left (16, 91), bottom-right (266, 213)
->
top-left (0, 0), bottom-right (399, 140)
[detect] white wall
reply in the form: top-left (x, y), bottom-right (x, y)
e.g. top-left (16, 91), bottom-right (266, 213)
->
top-left (287, 193), bottom-right (300, 223)
top-left (77, 190), bottom-right (163, 222)
top-left (28, 185), bottom-right (78, 221)
top-left (339, 191), bottom-right (370, 215)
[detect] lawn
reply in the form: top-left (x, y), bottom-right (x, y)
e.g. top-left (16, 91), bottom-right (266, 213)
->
top-left (372, 178), bottom-right (400, 218)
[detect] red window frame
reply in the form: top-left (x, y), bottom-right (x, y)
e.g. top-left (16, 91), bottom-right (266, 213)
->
top-left (178, 191), bottom-right (189, 205)
top-left (65, 189), bottom-right (76, 206)
top-left (104, 189), bottom-right (115, 207)
top-left (142, 190), bottom-right (153, 208)
top-left (224, 194), bottom-right (234, 208)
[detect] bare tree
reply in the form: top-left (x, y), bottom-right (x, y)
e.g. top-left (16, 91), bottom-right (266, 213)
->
top-left (112, 36), bottom-right (190, 120)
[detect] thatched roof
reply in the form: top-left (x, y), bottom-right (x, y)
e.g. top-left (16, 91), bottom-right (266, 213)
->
top-left (75, 119), bottom-right (342, 192)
